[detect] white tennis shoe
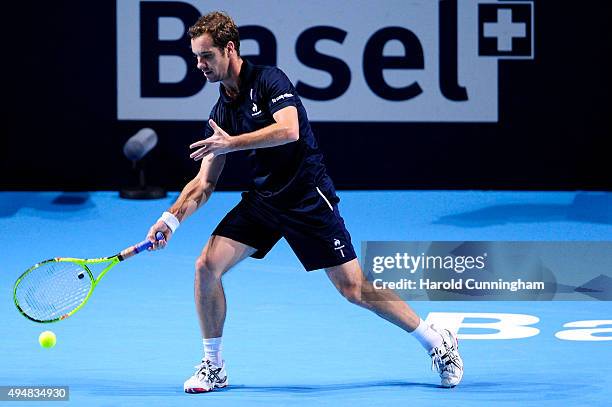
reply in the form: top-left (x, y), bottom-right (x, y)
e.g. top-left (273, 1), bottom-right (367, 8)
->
top-left (184, 359), bottom-right (228, 393)
top-left (429, 325), bottom-right (464, 388)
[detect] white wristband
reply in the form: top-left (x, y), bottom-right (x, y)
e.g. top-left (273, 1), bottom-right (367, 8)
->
top-left (159, 211), bottom-right (180, 233)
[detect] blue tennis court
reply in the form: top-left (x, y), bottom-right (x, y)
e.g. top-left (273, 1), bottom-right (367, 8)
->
top-left (1, 190), bottom-right (611, 406)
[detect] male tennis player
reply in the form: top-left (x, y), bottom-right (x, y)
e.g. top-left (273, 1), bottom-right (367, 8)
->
top-left (146, 11), bottom-right (463, 392)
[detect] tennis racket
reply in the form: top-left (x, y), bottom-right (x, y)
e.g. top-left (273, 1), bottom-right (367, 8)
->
top-left (13, 232), bottom-right (164, 323)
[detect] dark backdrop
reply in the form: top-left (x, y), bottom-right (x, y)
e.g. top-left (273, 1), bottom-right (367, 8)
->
top-left (3, 1), bottom-right (610, 191)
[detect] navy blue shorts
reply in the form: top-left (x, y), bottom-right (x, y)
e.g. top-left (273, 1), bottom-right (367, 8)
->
top-left (212, 186), bottom-right (357, 271)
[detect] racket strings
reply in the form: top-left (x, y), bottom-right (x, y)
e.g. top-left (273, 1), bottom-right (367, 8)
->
top-left (19, 265), bottom-right (90, 319)
top-left (15, 262), bottom-right (92, 321)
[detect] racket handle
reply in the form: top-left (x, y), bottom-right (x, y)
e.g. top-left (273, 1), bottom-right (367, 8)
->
top-left (118, 232), bottom-right (166, 260)
top-left (134, 232), bottom-right (166, 253)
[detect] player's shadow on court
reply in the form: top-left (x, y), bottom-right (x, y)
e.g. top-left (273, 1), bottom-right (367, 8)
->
top-left (434, 193), bottom-right (612, 226)
top-left (227, 380), bottom-right (440, 393)
top-left (224, 380), bottom-right (596, 400)
top-left (82, 380), bottom-right (440, 398)
top-left (0, 192), bottom-right (94, 218)
top-left (83, 380), bottom-right (596, 402)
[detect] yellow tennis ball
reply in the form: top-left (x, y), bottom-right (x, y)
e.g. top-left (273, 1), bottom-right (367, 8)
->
top-left (39, 331), bottom-right (56, 348)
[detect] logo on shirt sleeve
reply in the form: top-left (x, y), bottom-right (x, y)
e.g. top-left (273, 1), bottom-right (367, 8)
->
top-left (271, 93), bottom-right (294, 104)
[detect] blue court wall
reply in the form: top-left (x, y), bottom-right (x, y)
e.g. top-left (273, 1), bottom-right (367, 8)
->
top-left (3, 1), bottom-right (610, 191)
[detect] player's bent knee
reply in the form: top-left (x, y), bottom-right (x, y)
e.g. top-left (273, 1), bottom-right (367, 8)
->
top-left (195, 254), bottom-right (223, 279)
top-left (339, 282), bottom-right (364, 305)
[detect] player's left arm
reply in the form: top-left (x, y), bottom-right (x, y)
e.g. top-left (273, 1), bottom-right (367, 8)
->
top-left (231, 106), bottom-right (300, 150)
top-left (189, 106), bottom-right (299, 160)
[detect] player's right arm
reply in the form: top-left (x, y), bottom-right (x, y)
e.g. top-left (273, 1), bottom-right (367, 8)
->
top-left (146, 153), bottom-right (226, 249)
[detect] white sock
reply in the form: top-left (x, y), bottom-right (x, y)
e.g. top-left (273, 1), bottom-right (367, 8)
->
top-left (411, 319), bottom-right (443, 353)
top-left (203, 337), bottom-right (223, 366)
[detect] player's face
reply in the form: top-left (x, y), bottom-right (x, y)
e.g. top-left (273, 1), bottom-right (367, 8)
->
top-left (191, 33), bottom-right (230, 83)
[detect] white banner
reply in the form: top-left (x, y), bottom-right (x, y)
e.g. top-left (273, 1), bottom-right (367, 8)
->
top-left (117, 0), bottom-right (534, 122)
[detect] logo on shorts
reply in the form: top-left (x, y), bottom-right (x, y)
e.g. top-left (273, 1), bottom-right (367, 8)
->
top-left (333, 238), bottom-right (345, 258)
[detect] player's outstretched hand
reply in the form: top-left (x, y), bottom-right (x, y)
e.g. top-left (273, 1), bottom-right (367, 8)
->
top-left (189, 119), bottom-right (234, 160)
top-left (146, 221), bottom-right (172, 250)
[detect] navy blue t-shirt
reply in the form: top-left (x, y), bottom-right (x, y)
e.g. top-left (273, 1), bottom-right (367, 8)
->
top-left (205, 59), bottom-right (334, 204)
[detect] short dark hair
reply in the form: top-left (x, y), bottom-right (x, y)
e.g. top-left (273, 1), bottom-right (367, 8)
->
top-left (188, 11), bottom-right (240, 56)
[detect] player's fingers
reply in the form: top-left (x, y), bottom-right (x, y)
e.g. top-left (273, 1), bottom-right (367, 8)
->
top-left (209, 119), bottom-right (219, 130)
top-left (147, 237), bottom-right (158, 250)
top-left (190, 140), bottom-right (206, 149)
top-left (189, 147), bottom-right (208, 159)
top-left (196, 149), bottom-right (213, 161)
top-left (151, 238), bottom-right (166, 250)
top-left (147, 223), bottom-right (171, 250)
top-left (146, 230), bottom-right (157, 243)
top-left (147, 235), bottom-right (159, 250)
